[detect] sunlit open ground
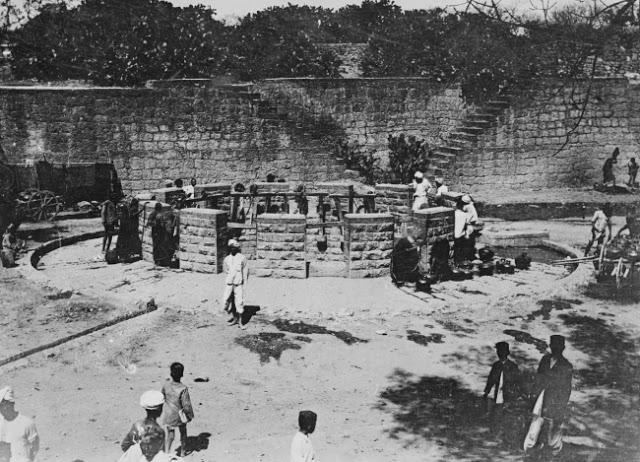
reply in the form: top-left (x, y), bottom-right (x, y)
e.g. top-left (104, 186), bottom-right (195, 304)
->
top-left (0, 217), bottom-right (638, 462)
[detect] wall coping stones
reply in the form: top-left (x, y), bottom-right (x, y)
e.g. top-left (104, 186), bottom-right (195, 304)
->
top-left (254, 182), bottom-right (293, 192)
top-left (376, 184), bottom-right (413, 192)
top-left (150, 187), bottom-right (183, 195)
top-left (180, 208), bottom-right (227, 217)
top-left (344, 213), bottom-right (393, 222)
top-left (257, 214), bottom-right (306, 222)
top-left (413, 206), bottom-right (454, 217)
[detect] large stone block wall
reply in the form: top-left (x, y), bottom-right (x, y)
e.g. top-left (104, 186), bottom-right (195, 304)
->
top-left (344, 213), bottom-right (394, 278)
top-left (257, 78), bottom-right (469, 157)
top-left (254, 214), bottom-right (307, 279)
top-left (178, 208), bottom-right (227, 273)
top-left (0, 78), bottom-right (468, 195)
top-left (453, 78), bottom-right (640, 193)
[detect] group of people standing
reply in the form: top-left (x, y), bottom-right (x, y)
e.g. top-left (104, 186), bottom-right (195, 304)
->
top-left (116, 361), bottom-right (317, 462)
top-left (602, 147), bottom-right (639, 188)
top-left (483, 335), bottom-right (573, 458)
top-left (411, 171), bottom-right (449, 211)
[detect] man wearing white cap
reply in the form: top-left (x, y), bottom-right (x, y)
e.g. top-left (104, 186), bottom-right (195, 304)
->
top-left (222, 239), bottom-right (249, 329)
top-left (411, 171), bottom-right (433, 212)
top-left (121, 390), bottom-right (165, 453)
top-left (0, 386), bottom-right (39, 462)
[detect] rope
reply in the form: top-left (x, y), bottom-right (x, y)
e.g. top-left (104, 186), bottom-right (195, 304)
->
top-left (0, 303), bottom-right (158, 368)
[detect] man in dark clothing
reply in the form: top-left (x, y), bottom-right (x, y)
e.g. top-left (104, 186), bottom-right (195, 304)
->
top-left (533, 335), bottom-right (573, 457)
top-left (484, 342), bottom-right (522, 448)
top-left (101, 196), bottom-right (118, 253)
top-left (603, 148), bottom-right (619, 185)
top-left (391, 231), bottom-right (422, 286)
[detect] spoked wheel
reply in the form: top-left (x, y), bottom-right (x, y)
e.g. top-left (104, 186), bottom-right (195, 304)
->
top-left (36, 190), bottom-right (61, 221)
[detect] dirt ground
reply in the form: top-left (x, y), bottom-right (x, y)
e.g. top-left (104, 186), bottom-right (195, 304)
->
top-left (1, 217), bottom-right (639, 462)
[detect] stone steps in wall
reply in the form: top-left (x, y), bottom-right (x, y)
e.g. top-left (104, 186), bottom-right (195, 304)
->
top-left (437, 146), bottom-right (464, 155)
top-left (449, 132), bottom-right (478, 142)
top-left (458, 126), bottom-right (486, 135)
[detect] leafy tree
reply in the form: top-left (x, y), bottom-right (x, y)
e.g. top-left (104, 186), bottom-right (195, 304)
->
top-left (229, 6), bottom-right (341, 80)
top-left (10, 0), bottom-right (231, 85)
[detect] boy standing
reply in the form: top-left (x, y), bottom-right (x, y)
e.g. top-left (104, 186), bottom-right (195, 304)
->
top-left (221, 239), bottom-right (249, 329)
top-left (161, 363), bottom-right (194, 457)
top-left (483, 342), bottom-right (522, 448)
top-left (290, 410), bottom-right (317, 462)
top-left (0, 387), bottom-right (39, 462)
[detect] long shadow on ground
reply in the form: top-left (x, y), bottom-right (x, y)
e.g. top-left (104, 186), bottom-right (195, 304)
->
top-left (375, 369), bottom-right (519, 462)
top-left (560, 313), bottom-right (640, 451)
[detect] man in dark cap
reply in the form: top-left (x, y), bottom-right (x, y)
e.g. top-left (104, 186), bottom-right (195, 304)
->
top-left (483, 342), bottom-right (522, 447)
top-left (531, 335), bottom-right (573, 457)
top-left (290, 410), bottom-right (317, 462)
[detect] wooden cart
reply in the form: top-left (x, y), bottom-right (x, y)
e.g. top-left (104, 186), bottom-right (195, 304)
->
top-left (595, 239), bottom-right (640, 291)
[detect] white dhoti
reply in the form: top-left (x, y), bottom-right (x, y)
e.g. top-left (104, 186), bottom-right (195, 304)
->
top-left (412, 196), bottom-right (428, 212)
top-left (222, 283), bottom-right (244, 314)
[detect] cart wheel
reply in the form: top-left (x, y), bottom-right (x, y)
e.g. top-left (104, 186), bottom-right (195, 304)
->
top-left (38, 191), bottom-right (61, 221)
top-left (0, 164), bottom-right (15, 195)
top-left (25, 191), bottom-right (43, 221)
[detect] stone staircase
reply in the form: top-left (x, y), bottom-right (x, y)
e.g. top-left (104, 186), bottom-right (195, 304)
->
top-left (426, 95), bottom-right (511, 184)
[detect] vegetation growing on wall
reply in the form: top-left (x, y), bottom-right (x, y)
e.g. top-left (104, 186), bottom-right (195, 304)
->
top-left (339, 134), bottom-right (432, 184)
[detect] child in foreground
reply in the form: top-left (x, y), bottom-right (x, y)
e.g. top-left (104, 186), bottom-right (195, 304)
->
top-left (290, 410), bottom-right (317, 462)
top-left (161, 362), bottom-right (194, 457)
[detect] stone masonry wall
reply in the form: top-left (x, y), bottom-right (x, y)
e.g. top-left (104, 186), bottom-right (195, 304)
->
top-left (254, 214), bottom-right (307, 278)
top-left (0, 78), bottom-right (468, 195)
top-left (375, 184), bottom-right (413, 239)
top-left (344, 213), bottom-right (394, 278)
top-left (178, 208), bottom-right (227, 273)
top-left (453, 78), bottom-right (640, 193)
top-left (257, 78), bottom-right (469, 159)
top-left (409, 207), bottom-right (455, 272)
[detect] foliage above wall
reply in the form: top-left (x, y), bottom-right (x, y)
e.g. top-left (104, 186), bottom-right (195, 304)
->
top-left (6, 0), bottom-right (640, 91)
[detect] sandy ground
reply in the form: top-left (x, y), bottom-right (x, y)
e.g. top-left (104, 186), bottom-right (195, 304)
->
top-left (0, 217), bottom-right (639, 462)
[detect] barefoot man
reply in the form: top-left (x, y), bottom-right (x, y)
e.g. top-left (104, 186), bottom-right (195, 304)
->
top-left (222, 239), bottom-right (249, 329)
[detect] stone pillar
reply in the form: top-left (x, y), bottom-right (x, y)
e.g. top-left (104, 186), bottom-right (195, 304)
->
top-left (410, 206), bottom-right (454, 271)
top-left (178, 208), bottom-right (227, 273)
top-left (254, 214), bottom-right (306, 278)
top-left (344, 213), bottom-right (394, 278)
top-left (375, 184), bottom-right (413, 240)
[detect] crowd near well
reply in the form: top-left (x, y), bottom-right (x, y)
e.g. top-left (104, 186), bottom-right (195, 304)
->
top-left (1, 1), bottom-right (640, 457)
